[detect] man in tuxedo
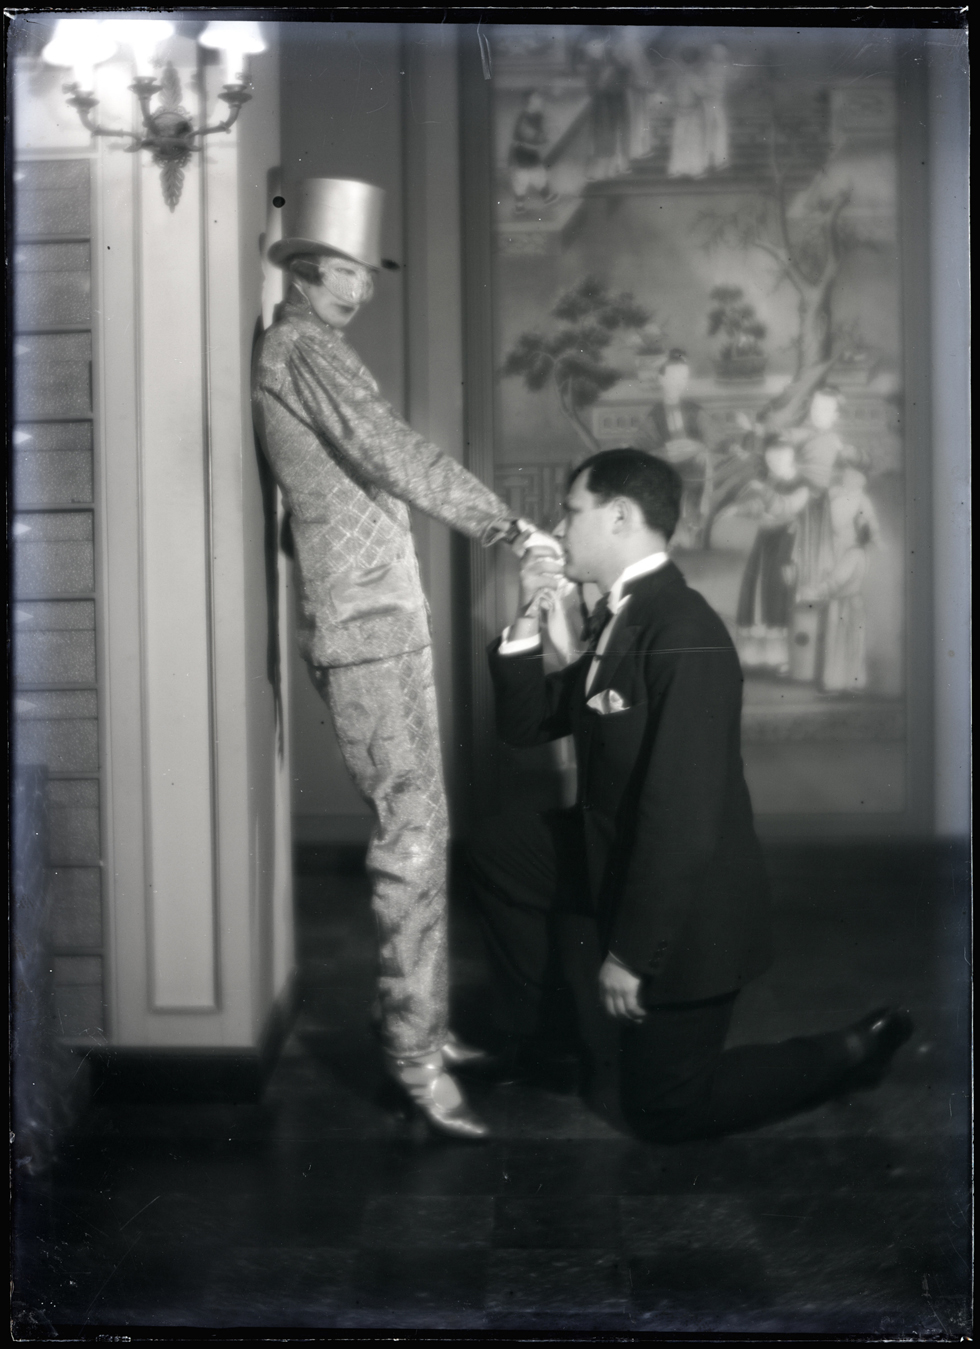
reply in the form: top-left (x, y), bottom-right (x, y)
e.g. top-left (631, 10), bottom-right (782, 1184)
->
top-left (468, 448), bottom-right (912, 1142)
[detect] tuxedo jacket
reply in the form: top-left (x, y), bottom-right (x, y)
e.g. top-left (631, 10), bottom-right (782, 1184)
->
top-left (489, 562), bottom-right (773, 1002)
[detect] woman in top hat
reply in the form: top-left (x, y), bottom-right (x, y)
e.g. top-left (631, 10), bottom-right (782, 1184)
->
top-left (253, 178), bottom-right (559, 1139)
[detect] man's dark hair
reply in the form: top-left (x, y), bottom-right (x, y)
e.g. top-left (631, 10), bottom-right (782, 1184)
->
top-left (571, 448), bottom-right (682, 540)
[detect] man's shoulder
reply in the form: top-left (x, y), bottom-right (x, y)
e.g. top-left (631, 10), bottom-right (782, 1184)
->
top-left (630, 565), bottom-right (734, 649)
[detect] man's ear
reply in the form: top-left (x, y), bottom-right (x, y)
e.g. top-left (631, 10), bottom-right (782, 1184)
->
top-left (610, 497), bottom-right (632, 533)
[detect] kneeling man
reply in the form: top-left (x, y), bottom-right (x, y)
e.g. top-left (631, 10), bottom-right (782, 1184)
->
top-left (469, 448), bottom-right (911, 1142)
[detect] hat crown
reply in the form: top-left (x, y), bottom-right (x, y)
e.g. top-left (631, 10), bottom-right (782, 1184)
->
top-left (271, 178), bottom-right (385, 271)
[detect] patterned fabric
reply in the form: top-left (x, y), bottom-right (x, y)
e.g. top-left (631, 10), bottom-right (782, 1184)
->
top-left (310, 648), bottom-right (450, 1059)
top-left (253, 289), bottom-right (514, 668)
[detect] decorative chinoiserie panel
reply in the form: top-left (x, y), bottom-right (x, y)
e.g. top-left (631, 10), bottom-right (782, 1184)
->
top-left (592, 375), bottom-right (902, 474)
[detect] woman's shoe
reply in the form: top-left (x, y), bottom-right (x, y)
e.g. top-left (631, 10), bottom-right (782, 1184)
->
top-left (386, 1053), bottom-right (490, 1141)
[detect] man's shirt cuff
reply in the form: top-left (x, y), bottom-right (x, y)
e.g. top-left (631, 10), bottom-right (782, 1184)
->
top-left (499, 627), bottom-right (542, 656)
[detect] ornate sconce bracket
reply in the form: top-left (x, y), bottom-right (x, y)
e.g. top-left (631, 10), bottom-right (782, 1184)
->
top-left (66, 62), bottom-right (251, 211)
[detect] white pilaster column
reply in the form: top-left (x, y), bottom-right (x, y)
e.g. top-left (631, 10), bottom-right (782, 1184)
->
top-left (97, 32), bottom-right (291, 1048)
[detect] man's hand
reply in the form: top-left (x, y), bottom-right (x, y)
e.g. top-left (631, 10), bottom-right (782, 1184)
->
top-left (598, 953), bottom-right (646, 1022)
top-left (508, 543), bottom-right (564, 641)
top-left (519, 544), bottom-right (564, 610)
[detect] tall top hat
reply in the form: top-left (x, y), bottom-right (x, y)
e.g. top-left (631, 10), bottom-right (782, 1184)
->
top-left (268, 178), bottom-right (385, 271)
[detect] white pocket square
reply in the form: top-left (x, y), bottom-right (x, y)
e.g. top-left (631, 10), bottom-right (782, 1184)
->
top-left (587, 688), bottom-right (630, 715)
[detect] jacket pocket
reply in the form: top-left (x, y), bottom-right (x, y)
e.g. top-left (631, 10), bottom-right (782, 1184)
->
top-left (586, 700), bottom-right (648, 816)
top-left (328, 557), bottom-right (423, 625)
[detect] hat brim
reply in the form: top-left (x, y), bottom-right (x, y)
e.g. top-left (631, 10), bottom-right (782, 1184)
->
top-left (267, 237), bottom-right (382, 271)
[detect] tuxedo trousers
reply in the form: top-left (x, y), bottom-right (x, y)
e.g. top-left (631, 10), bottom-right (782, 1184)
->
top-left (468, 810), bottom-right (851, 1143)
top-left (309, 647), bottom-right (448, 1059)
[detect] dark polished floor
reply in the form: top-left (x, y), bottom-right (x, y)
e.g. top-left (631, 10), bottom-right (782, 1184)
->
top-left (13, 843), bottom-right (971, 1336)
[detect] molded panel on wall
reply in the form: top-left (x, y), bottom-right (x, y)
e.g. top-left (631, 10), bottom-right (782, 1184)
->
top-left (137, 83), bottom-right (217, 1012)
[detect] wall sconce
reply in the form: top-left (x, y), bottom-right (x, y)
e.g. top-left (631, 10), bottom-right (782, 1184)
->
top-left (41, 19), bottom-right (266, 211)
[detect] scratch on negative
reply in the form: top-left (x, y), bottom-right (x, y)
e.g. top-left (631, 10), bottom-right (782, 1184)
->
top-left (119, 1194), bottom-right (160, 1232)
top-left (83, 1231), bottom-right (143, 1321)
top-left (647, 646), bottom-right (732, 655)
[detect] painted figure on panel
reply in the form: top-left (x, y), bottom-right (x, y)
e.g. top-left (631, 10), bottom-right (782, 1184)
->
top-left (619, 26), bottom-right (663, 162)
top-left (799, 461), bottom-right (881, 693)
top-left (577, 27), bottom-right (632, 181)
top-left (636, 350), bottom-right (712, 548)
top-left (788, 387), bottom-right (853, 595)
top-left (508, 90), bottom-right (559, 215)
top-left (668, 47), bottom-right (710, 179)
top-left (733, 437), bottom-right (810, 675)
top-left (702, 42), bottom-right (732, 171)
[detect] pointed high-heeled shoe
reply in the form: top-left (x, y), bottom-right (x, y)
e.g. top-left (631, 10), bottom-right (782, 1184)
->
top-left (386, 1053), bottom-right (490, 1141)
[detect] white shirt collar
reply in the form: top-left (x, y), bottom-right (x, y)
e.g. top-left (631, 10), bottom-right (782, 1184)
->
top-left (607, 551), bottom-right (669, 614)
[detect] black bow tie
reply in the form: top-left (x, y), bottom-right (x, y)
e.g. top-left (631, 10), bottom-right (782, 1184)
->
top-left (581, 593), bottom-right (613, 649)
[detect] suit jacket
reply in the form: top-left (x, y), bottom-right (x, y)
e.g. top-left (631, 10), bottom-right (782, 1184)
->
top-left (252, 291), bottom-right (512, 668)
top-left (489, 562), bottom-right (773, 1002)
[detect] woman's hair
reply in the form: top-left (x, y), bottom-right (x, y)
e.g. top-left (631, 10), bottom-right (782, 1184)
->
top-left (288, 254), bottom-right (326, 286)
top-left (288, 250), bottom-right (357, 285)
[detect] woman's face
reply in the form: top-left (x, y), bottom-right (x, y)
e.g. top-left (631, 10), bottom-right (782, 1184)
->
top-left (764, 446), bottom-right (797, 481)
top-left (660, 361), bottom-right (690, 402)
top-left (297, 256), bottom-right (375, 330)
top-left (810, 392), bottom-right (840, 430)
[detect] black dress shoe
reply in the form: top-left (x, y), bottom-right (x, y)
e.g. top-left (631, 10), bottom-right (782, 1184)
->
top-left (841, 1007), bottom-right (914, 1089)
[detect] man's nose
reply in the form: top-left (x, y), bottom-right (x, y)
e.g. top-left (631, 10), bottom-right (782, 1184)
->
top-left (553, 518), bottom-right (567, 539)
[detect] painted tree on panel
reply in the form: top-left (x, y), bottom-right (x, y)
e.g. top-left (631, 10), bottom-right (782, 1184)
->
top-left (502, 276), bottom-right (654, 452)
top-left (698, 68), bottom-right (893, 538)
top-left (697, 70), bottom-right (885, 433)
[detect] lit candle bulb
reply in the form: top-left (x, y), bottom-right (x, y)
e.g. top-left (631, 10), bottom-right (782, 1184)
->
top-left (198, 21), bottom-right (266, 86)
top-left (42, 18), bottom-right (117, 91)
top-left (102, 19), bottom-right (175, 78)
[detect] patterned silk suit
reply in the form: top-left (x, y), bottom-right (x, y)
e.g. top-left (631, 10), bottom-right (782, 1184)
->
top-left (253, 288), bottom-right (515, 1058)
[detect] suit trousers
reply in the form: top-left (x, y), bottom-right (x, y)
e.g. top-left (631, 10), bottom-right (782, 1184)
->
top-left (310, 647), bottom-right (449, 1059)
top-left (468, 811), bottom-right (852, 1143)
